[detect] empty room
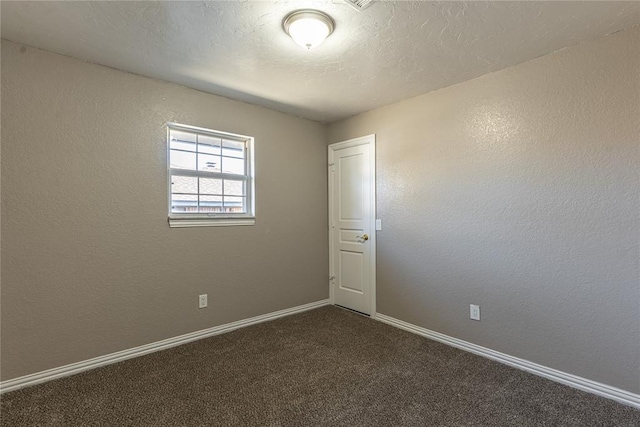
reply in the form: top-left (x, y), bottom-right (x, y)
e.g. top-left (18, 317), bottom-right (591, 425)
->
top-left (1, 1), bottom-right (639, 425)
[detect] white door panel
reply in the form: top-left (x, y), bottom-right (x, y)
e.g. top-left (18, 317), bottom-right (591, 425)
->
top-left (329, 135), bottom-right (376, 315)
top-left (339, 153), bottom-right (364, 221)
top-left (339, 251), bottom-right (364, 292)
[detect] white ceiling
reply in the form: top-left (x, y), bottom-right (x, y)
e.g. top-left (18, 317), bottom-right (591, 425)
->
top-left (2, 1), bottom-right (639, 123)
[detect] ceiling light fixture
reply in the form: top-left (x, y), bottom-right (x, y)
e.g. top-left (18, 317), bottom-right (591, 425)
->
top-left (283, 10), bottom-right (335, 50)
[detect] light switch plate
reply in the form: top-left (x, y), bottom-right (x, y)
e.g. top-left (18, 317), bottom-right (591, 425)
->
top-left (199, 294), bottom-right (208, 309)
top-left (470, 304), bottom-right (480, 321)
top-left (375, 219), bottom-right (382, 230)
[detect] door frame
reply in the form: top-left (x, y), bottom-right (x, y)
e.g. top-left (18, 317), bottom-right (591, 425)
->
top-left (328, 134), bottom-right (377, 317)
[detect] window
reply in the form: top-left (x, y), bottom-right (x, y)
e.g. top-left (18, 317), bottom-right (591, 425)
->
top-left (167, 123), bottom-right (254, 227)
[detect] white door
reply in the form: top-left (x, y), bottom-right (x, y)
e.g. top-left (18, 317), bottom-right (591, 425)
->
top-left (329, 135), bottom-right (376, 315)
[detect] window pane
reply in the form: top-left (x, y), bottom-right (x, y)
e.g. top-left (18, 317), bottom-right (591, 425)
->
top-left (170, 139), bottom-right (196, 152)
top-left (198, 154), bottom-right (221, 173)
top-left (222, 139), bottom-right (245, 158)
top-left (223, 196), bottom-right (245, 213)
top-left (222, 156), bottom-right (245, 175)
top-left (199, 177), bottom-right (222, 195)
top-left (170, 150), bottom-right (196, 170)
top-left (168, 125), bottom-right (253, 221)
top-left (198, 135), bottom-right (221, 155)
top-left (199, 195), bottom-right (223, 213)
top-left (171, 130), bottom-right (197, 142)
top-left (171, 194), bottom-right (198, 213)
top-left (170, 130), bottom-right (197, 152)
top-left (171, 176), bottom-right (197, 194)
top-left (224, 179), bottom-right (244, 196)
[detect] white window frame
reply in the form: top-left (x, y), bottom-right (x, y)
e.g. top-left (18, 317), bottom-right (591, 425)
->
top-left (167, 122), bottom-right (255, 228)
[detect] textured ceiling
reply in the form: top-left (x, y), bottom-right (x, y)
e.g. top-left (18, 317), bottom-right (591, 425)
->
top-left (2, 1), bottom-right (639, 123)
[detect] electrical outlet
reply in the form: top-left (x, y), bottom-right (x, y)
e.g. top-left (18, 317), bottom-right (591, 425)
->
top-left (470, 304), bottom-right (480, 321)
top-left (199, 294), bottom-right (208, 309)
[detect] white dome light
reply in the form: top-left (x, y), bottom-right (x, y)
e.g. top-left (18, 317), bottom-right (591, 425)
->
top-left (283, 10), bottom-right (335, 50)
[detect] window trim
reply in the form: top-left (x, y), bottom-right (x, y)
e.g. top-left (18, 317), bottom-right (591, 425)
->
top-left (166, 122), bottom-right (255, 228)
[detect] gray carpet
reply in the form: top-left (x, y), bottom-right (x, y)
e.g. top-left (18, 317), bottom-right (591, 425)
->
top-left (1, 306), bottom-right (639, 426)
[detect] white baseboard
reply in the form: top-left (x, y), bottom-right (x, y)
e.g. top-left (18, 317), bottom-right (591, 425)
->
top-left (0, 299), bottom-right (330, 394)
top-left (375, 313), bottom-right (640, 409)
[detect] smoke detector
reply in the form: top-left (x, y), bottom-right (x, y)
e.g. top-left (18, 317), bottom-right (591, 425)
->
top-left (342, 0), bottom-right (375, 11)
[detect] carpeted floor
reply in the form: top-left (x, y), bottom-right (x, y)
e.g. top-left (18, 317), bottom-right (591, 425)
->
top-left (1, 306), bottom-right (639, 426)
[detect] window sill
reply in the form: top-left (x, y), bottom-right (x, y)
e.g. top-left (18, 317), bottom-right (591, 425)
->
top-left (168, 216), bottom-right (255, 228)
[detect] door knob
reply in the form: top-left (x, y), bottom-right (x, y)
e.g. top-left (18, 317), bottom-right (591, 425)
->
top-left (357, 234), bottom-right (369, 242)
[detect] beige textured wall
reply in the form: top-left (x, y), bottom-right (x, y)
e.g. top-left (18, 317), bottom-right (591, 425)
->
top-left (329, 27), bottom-right (640, 393)
top-left (1, 40), bottom-right (329, 381)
